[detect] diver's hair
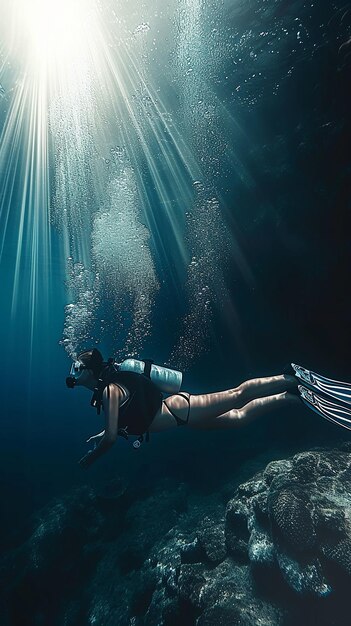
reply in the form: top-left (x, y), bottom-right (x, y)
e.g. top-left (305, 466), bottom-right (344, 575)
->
top-left (78, 348), bottom-right (104, 378)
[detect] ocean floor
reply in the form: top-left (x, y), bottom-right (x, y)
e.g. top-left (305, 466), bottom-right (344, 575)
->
top-left (2, 442), bottom-right (351, 625)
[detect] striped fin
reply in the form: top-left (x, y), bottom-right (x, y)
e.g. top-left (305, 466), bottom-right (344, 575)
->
top-left (298, 385), bottom-right (351, 431)
top-left (292, 364), bottom-right (351, 406)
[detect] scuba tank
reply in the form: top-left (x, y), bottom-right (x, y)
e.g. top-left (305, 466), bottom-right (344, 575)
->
top-left (118, 358), bottom-right (182, 394)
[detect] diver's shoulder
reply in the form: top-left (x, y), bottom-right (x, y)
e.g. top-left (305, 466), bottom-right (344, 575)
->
top-left (102, 381), bottom-right (124, 400)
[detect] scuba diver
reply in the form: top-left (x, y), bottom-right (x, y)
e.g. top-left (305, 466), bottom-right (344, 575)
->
top-left (66, 349), bottom-right (351, 468)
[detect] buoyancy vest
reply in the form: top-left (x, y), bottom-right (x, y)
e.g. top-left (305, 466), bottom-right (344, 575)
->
top-left (91, 366), bottom-right (163, 438)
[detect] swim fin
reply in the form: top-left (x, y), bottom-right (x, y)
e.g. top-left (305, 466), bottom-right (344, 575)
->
top-left (298, 385), bottom-right (351, 431)
top-left (292, 363), bottom-right (351, 406)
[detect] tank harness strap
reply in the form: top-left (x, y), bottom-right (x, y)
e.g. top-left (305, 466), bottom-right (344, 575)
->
top-left (164, 392), bottom-right (190, 427)
top-left (90, 361), bottom-right (115, 415)
top-left (138, 360), bottom-right (153, 443)
top-left (91, 377), bottom-right (105, 415)
top-left (118, 427), bottom-right (129, 440)
top-left (143, 359), bottom-right (154, 378)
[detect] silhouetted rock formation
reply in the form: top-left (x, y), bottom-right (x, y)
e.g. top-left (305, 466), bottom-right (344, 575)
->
top-left (2, 447), bottom-right (351, 625)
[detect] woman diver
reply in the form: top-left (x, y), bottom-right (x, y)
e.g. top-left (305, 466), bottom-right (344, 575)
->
top-left (66, 349), bottom-right (351, 467)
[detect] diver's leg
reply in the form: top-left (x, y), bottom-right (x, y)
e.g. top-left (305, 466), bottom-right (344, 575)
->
top-left (169, 374), bottom-right (296, 422)
top-left (150, 374), bottom-right (297, 432)
top-left (189, 392), bottom-right (300, 430)
top-left (237, 374), bottom-right (297, 405)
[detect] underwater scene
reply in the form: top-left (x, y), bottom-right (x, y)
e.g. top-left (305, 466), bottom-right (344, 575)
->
top-left (1, 0), bottom-right (351, 623)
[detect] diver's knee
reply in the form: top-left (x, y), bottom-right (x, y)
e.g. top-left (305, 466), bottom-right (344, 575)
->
top-left (236, 408), bottom-right (247, 421)
top-left (236, 379), bottom-right (258, 402)
top-left (217, 408), bottom-right (242, 422)
top-left (239, 378), bottom-right (260, 390)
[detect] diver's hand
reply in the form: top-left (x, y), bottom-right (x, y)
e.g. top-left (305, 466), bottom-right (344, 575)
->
top-left (79, 425), bottom-right (116, 468)
top-left (86, 431), bottom-right (105, 448)
top-left (78, 450), bottom-right (94, 469)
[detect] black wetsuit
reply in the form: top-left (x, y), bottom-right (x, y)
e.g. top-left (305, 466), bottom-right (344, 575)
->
top-left (107, 370), bottom-right (163, 435)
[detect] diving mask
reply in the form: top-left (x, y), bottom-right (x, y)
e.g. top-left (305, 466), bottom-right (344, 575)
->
top-left (66, 360), bottom-right (86, 388)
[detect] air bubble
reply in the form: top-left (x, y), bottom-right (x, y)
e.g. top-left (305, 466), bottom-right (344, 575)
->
top-left (134, 23), bottom-right (150, 35)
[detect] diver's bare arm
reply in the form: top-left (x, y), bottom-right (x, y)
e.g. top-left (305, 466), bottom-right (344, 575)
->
top-left (79, 384), bottom-right (120, 468)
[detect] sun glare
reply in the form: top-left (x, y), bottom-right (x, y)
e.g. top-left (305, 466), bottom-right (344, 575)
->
top-left (1, 0), bottom-right (221, 361)
top-left (0, 0), bottom-right (102, 349)
top-left (14, 0), bottom-right (96, 73)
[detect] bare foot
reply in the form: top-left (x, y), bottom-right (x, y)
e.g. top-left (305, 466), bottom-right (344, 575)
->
top-left (283, 374), bottom-right (298, 389)
top-left (285, 391), bottom-right (302, 405)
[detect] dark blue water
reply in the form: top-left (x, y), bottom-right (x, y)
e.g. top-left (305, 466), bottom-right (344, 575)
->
top-left (0, 0), bottom-right (350, 555)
